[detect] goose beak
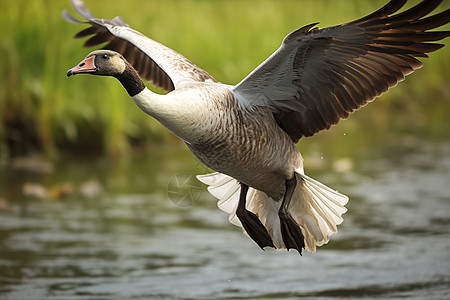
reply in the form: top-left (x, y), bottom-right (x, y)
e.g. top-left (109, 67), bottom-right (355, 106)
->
top-left (67, 55), bottom-right (97, 77)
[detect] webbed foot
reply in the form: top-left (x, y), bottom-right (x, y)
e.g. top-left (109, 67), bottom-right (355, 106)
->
top-left (279, 211), bottom-right (305, 255)
top-left (236, 183), bottom-right (275, 250)
top-left (236, 208), bottom-right (275, 250)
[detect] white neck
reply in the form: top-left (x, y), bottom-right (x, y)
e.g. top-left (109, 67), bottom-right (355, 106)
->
top-left (131, 87), bottom-right (203, 144)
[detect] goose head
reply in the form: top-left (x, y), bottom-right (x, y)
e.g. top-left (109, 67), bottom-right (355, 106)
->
top-left (67, 50), bottom-right (126, 77)
top-left (67, 50), bottom-right (146, 96)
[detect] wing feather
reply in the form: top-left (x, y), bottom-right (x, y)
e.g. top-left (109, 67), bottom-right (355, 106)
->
top-left (233, 0), bottom-right (449, 142)
top-left (64, 0), bottom-right (216, 92)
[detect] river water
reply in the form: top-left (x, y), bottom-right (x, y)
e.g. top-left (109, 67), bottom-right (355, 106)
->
top-left (0, 140), bottom-right (449, 299)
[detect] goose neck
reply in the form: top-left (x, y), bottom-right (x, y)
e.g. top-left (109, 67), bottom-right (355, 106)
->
top-left (114, 64), bottom-right (146, 97)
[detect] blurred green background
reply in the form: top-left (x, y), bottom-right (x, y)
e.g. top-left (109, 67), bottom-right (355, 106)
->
top-left (0, 0), bottom-right (449, 162)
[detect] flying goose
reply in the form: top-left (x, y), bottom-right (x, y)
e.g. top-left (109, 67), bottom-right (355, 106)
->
top-left (65, 0), bottom-right (450, 254)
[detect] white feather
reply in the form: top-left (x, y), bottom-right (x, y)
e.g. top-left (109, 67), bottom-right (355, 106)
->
top-left (198, 170), bottom-right (348, 252)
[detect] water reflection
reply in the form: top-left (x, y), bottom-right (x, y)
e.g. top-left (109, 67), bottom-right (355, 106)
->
top-left (0, 141), bottom-right (449, 299)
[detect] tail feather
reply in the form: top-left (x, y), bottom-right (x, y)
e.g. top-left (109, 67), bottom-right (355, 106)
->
top-left (303, 174), bottom-right (348, 217)
top-left (197, 172), bottom-right (241, 226)
top-left (301, 174), bottom-right (347, 231)
top-left (197, 170), bottom-right (348, 253)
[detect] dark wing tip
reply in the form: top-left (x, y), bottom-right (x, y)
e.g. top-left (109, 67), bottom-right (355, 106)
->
top-left (64, 0), bottom-right (176, 93)
top-left (276, 0), bottom-right (450, 141)
top-left (347, 0), bottom-right (408, 25)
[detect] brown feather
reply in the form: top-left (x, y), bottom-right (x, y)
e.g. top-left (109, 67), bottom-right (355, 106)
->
top-left (65, 0), bottom-right (215, 93)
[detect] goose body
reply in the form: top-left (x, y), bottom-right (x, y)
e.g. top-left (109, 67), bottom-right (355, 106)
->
top-left (65, 0), bottom-right (450, 254)
top-left (133, 80), bottom-right (301, 199)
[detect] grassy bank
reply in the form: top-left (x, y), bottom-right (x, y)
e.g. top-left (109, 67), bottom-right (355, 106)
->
top-left (1, 0), bottom-right (449, 161)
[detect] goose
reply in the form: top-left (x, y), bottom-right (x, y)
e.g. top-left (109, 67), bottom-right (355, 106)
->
top-left (64, 0), bottom-right (450, 254)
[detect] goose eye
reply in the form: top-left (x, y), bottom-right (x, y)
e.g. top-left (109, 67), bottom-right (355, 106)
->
top-left (102, 54), bottom-right (109, 60)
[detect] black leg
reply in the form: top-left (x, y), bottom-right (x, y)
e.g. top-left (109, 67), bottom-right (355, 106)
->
top-left (279, 176), bottom-right (305, 255)
top-left (236, 183), bottom-right (275, 250)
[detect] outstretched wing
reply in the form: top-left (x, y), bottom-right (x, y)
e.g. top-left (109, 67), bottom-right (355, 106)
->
top-left (63, 0), bottom-right (216, 92)
top-left (233, 0), bottom-right (450, 142)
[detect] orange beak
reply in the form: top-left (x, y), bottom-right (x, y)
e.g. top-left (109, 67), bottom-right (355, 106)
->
top-left (67, 55), bottom-right (97, 77)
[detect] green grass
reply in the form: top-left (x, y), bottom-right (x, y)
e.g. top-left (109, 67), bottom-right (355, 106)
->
top-left (1, 0), bottom-right (449, 160)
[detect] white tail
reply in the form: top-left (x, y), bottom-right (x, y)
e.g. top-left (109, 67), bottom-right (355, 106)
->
top-left (197, 170), bottom-right (348, 252)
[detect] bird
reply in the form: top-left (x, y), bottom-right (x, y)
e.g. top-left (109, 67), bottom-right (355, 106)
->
top-left (64, 0), bottom-right (450, 254)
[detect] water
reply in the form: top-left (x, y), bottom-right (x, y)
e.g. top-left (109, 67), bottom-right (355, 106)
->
top-left (0, 141), bottom-right (449, 299)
